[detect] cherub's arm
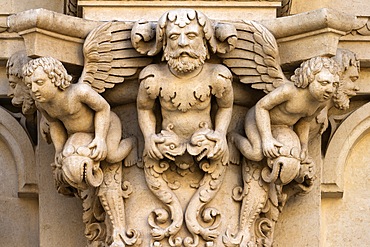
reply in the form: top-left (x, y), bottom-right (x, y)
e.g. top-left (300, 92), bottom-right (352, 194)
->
top-left (39, 108), bottom-right (67, 164)
top-left (295, 105), bottom-right (326, 162)
top-left (255, 84), bottom-right (294, 158)
top-left (137, 73), bottom-right (164, 160)
top-left (207, 67), bottom-right (234, 160)
top-left (294, 117), bottom-right (311, 162)
top-left (77, 84), bottom-right (110, 161)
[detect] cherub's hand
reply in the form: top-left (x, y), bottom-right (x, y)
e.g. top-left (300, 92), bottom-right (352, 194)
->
top-left (262, 137), bottom-right (283, 158)
top-left (88, 137), bottom-right (108, 161)
top-left (144, 134), bottom-right (165, 160)
top-left (54, 152), bottom-right (63, 168)
top-left (206, 131), bottom-right (228, 161)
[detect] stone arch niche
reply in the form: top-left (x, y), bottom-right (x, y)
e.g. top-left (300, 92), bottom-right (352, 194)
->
top-left (0, 106), bottom-right (38, 246)
top-left (322, 101), bottom-right (370, 198)
top-left (0, 106), bottom-right (37, 197)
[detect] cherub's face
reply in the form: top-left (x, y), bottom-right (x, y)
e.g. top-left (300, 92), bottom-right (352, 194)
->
top-left (308, 68), bottom-right (337, 102)
top-left (164, 20), bottom-right (207, 73)
top-left (28, 66), bottom-right (58, 103)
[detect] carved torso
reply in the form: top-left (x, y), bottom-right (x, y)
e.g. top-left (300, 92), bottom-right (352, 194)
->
top-left (267, 85), bottom-right (326, 126)
top-left (38, 84), bottom-right (96, 135)
top-left (140, 63), bottom-right (232, 140)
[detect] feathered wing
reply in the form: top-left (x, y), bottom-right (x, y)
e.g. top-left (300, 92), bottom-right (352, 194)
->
top-left (79, 21), bottom-right (153, 93)
top-left (220, 20), bottom-right (287, 93)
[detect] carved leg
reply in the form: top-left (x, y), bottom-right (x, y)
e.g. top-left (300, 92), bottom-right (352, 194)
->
top-left (228, 108), bottom-right (264, 163)
top-left (105, 112), bottom-right (138, 166)
top-left (98, 161), bottom-right (141, 247)
top-left (184, 159), bottom-right (226, 247)
top-left (144, 159), bottom-right (183, 246)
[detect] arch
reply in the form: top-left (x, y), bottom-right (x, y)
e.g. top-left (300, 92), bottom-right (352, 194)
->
top-left (0, 106), bottom-right (38, 197)
top-left (322, 101), bottom-right (370, 198)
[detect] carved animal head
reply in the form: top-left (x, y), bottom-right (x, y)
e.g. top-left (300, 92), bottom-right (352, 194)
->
top-left (261, 126), bottom-right (302, 185)
top-left (61, 133), bottom-right (103, 190)
top-left (187, 122), bottom-right (215, 161)
top-left (156, 125), bottom-right (186, 161)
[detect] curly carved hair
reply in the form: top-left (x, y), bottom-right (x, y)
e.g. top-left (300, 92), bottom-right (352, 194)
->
top-left (158, 9), bottom-right (212, 59)
top-left (23, 57), bottom-right (72, 90)
top-left (291, 56), bottom-right (339, 89)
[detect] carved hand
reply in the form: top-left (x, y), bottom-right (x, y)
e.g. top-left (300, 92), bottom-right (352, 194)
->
top-left (262, 137), bottom-right (283, 159)
top-left (54, 152), bottom-right (63, 168)
top-left (206, 130), bottom-right (228, 161)
top-left (88, 137), bottom-right (108, 161)
top-left (144, 134), bottom-right (165, 160)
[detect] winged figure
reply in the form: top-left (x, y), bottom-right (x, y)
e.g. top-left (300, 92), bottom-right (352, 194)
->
top-left (220, 20), bottom-right (339, 247)
top-left (223, 20), bottom-right (339, 166)
top-left (22, 21), bottom-right (153, 247)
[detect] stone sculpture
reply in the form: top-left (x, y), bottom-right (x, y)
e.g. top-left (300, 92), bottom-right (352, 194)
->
top-left (332, 48), bottom-right (360, 110)
top-left (6, 50), bottom-right (43, 143)
top-left (132, 9), bottom-right (237, 247)
top-left (6, 50), bottom-right (35, 115)
top-left (222, 21), bottom-right (340, 246)
top-left (22, 32), bottom-right (144, 245)
top-left (5, 7), bottom-right (361, 247)
top-left (316, 48), bottom-right (360, 136)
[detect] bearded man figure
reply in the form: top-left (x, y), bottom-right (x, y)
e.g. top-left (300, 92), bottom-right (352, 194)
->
top-left (135, 9), bottom-right (235, 246)
top-left (332, 48), bottom-right (360, 110)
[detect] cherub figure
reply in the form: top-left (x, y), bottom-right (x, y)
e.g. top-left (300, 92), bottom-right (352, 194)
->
top-left (229, 56), bottom-right (339, 163)
top-left (23, 56), bottom-right (136, 166)
top-left (220, 20), bottom-right (339, 246)
top-left (23, 56), bottom-right (140, 247)
top-left (133, 9), bottom-right (237, 245)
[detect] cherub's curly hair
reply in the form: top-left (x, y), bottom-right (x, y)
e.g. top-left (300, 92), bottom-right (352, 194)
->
top-left (23, 57), bottom-right (72, 90)
top-left (291, 57), bottom-right (339, 88)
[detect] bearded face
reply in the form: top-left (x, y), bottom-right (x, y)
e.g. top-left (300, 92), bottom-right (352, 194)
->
top-left (164, 20), bottom-right (208, 74)
top-left (333, 63), bottom-right (359, 110)
top-left (7, 74), bottom-right (36, 115)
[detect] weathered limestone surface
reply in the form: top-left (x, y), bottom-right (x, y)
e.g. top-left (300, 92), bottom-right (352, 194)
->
top-left (0, 1), bottom-right (370, 247)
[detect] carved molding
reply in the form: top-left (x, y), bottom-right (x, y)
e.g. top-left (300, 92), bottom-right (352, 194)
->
top-left (0, 106), bottom-right (37, 197)
top-left (6, 8), bottom-right (100, 66)
top-left (322, 101), bottom-right (370, 198)
top-left (3, 8), bottom-right (357, 69)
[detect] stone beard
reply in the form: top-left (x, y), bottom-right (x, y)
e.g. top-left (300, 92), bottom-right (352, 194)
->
top-left (163, 38), bottom-right (208, 73)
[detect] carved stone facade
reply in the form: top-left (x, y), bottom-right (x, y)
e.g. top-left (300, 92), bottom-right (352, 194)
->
top-left (0, 1), bottom-right (370, 247)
